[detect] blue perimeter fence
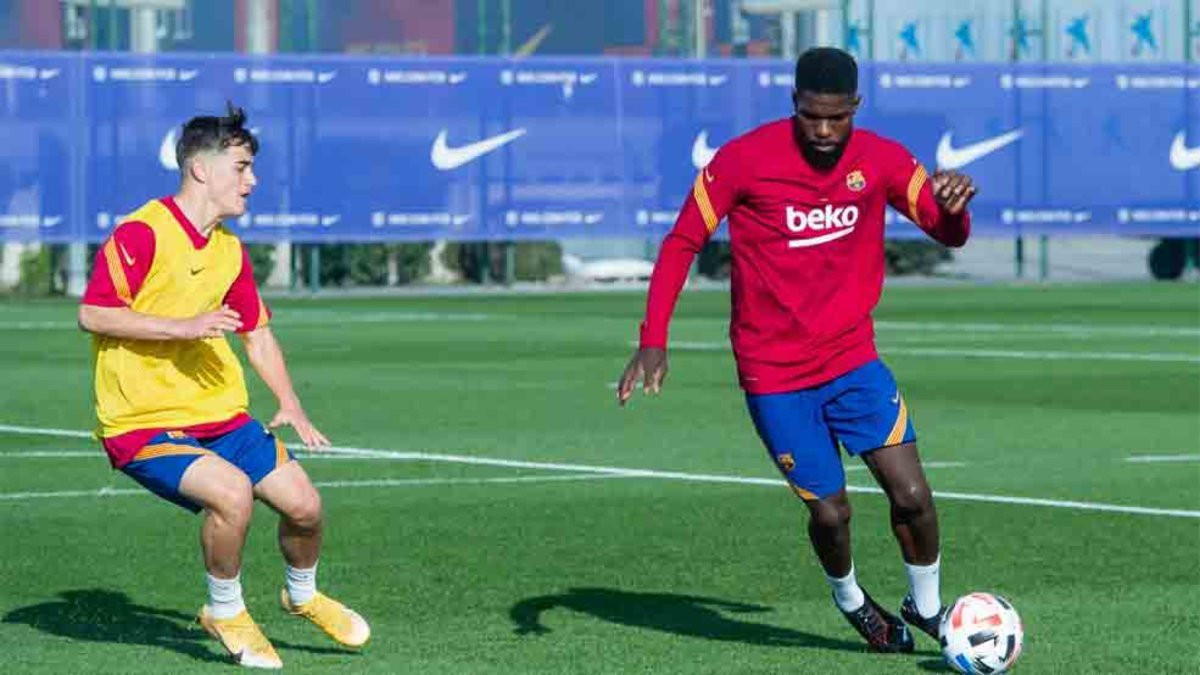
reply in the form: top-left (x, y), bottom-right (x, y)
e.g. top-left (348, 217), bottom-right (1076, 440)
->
top-left (0, 51), bottom-right (1197, 243)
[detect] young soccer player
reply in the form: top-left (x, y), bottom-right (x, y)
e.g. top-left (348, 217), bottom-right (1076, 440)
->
top-left (79, 104), bottom-right (369, 669)
top-left (618, 47), bottom-right (976, 652)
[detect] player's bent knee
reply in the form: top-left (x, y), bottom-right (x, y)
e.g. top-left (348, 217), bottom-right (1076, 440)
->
top-left (287, 493), bottom-right (323, 531)
top-left (181, 457), bottom-right (254, 522)
top-left (213, 481), bottom-right (255, 526)
top-left (808, 497), bottom-right (852, 530)
top-left (276, 483), bottom-right (322, 530)
top-left (890, 482), bottom-right (933, 518)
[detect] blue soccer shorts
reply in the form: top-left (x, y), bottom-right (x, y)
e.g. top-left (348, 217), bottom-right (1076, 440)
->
top-left (120, 419), bottom-right (295, 513)
top-left (745, 359), bottom-right (916, 501)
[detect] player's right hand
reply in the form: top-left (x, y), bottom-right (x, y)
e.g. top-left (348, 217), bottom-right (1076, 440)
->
top-left (177, 304), bottom-right (243, 339)
top-left (931, 169), bottom-right (977, 215)
top-left (617, 347), bottom-right (668, 407)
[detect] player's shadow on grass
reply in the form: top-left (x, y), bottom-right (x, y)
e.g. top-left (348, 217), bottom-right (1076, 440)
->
top-left (510, 587), bottom-right (867, 653)
top-left (2, 589), bottom-right (348, 663)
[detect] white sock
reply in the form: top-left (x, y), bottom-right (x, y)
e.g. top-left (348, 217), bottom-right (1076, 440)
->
top-left (285, 562), bottom-right (318, 606)
top-left (206, 572), bottom-right (245, 620)
top-left (827, 564), bottom-right (866, 612)
top-left (905, 555), bottom-right (942, 618)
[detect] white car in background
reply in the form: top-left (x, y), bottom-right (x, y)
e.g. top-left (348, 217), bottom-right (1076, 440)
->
top-left (561, 254), bottom-right (655, 282)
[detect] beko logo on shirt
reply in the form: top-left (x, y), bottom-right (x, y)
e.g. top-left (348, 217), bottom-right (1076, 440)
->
top-left (785, 204), bottom-right (859, 248)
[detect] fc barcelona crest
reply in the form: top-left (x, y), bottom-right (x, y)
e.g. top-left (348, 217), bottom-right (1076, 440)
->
top-left (777, 453), bottom-right (796, 472)
top-left (846, 169), bottom-right (866, 192)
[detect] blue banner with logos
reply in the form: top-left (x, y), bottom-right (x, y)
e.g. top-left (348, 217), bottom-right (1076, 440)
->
top-left (0, 51), bottom-right (1195, 242)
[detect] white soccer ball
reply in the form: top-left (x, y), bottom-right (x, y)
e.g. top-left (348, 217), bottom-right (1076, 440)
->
top-left (940, 592), bottom-right (1024, 674)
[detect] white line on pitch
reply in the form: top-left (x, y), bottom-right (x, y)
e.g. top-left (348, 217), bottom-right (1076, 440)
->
top-left (653, 341), bottom-right (1200, 364)
top-left (847, 461), bottom-right (965, 471)
top-left (873, 320), bottom-right (1200, 338)
top-left (0, 473), bottom-right (628, 502)
top-left (883, 347), bottom-right (1200, 364)
top-left (670, 318), bottom-right (1200, 339)
top-left (0, 424), bottom-right (93, 439)
top-left (5, 316), bottom-right (1196, 337)
top-left (0, 423), bottom-right (1195, 519)
top-left (0, 321), bottom-right (75, 330)
top-left (0, 313), bottom-right (502, 332)
top-left (1125, 455), bottom-right (1200, 463)
top-left (0, 450), bottom-right (418, 460)
top-left (0, 450), bottom-right (966, 472)
top-left (0, 451), bottom-right (97, 458)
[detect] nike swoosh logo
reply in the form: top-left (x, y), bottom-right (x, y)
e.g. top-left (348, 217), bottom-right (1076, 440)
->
top-left (119, 243), bottom-right (135, 266)
top-left (936, 129), bottom-right (1023, 169)
top-left (691, 131), bottom-right (718, 169)
top-left (160, 129), bottom-right (179, 170)
top-left (190, 267), bottom-right (204, 275)
top-left (891, 392), bottom-right (900, 404)
top-left (1169, 132), bottom-right (1200, 171)
top-left (787, 227), bottom-right (855, 248)
top-left (430, 128), bottom-right (526, 171)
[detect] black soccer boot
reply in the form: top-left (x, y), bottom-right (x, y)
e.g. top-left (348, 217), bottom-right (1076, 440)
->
top-left (900, 593), bottom-right (946, 642)
top-left (838, 590), bottom-right (915, 653)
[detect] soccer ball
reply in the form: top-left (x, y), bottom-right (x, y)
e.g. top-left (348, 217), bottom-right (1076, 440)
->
top-left (939, 592), bottom-right (1024, 674)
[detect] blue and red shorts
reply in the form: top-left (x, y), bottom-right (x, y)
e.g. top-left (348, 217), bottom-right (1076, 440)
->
top-left (745, 359), bottom-right (916, 501)
top-left (119, 418), bottom-right (294, 513)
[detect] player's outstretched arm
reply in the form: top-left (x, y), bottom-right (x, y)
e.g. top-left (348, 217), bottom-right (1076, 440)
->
top-left (617, 347), bottom-right (667, 407)
top-left (78, 303), bottom-right (242, 341)
top-left (240, 325), bottom-right (329, 450)
top-left (620, 145), bottom-right (741, 408)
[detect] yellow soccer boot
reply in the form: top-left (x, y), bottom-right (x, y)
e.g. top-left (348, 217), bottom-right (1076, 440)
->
top-left (281, 589), bottom-right (370, 648)
top-left (198, 606), bottom-right (283, 669)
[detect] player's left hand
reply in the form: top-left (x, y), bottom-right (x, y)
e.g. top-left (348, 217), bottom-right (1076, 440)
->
top-left (931, 170), bottom-right (977, 215)
top-left (269, 406), bottom-right (330, 451)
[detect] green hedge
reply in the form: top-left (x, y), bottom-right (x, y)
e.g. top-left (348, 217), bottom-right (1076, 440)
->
top-left (883, 240), bottom-right (953, 275)
top-left (293, 243), bottom-right (434, 287)
top-left (440, 241), bottom-right (563, 283)
top-left (248, 241), bottom-right (568, 287)
top-left (16, 245), bottom-right (57, 295)
top-left (10, 239), bottom-right (951, 294)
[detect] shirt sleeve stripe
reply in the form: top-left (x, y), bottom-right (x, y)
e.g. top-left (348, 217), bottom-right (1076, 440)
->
top-left (254, 295), bottom-right (270, 330)
top-left (906, 164), bottom-right (928, 228)
top-left (103, 239), bottom-right (133, 305)
top-left (692, 173), bottom-right (719, 233)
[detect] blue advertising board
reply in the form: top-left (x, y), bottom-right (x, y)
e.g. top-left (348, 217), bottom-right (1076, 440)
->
top-left (0, 52), bottom-right (1195, 242)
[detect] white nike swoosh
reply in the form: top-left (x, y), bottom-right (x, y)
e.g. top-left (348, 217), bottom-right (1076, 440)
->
top-left (691, 131), bottom-right (718, 169)
top-left (1169, 132), bottom-right (1200, 171)
top-left (159, 129), bottom-right (178, 170)
top-left (787, 227), bottom-right (855, 248)
top-left (936, 129), bottom-right (1023, 169)
top-left (430, 128), bottom-right (526, 171)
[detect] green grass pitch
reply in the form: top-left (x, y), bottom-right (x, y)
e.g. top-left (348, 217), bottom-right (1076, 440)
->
top-left (0, 282), bottom-right (1197, 673)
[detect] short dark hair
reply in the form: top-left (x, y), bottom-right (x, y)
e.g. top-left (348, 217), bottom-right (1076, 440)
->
top-left (794, 47), bottom-right (858, 96)
top-left (175, 102), bottom-right (258, 171)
